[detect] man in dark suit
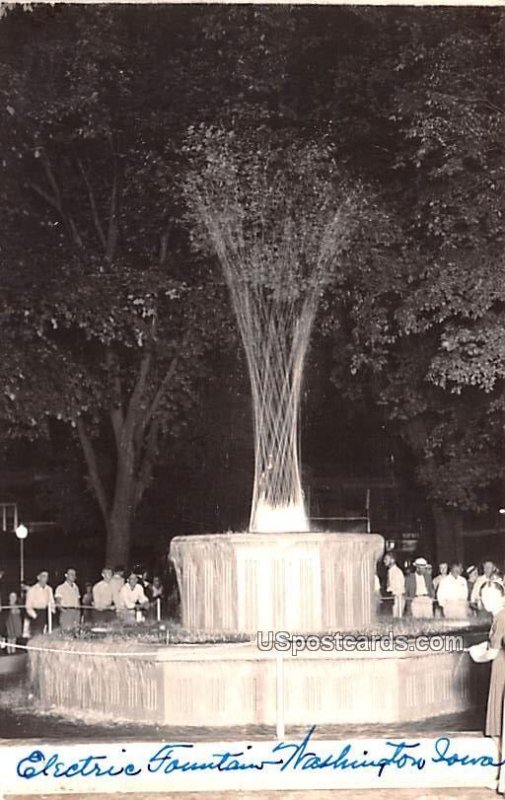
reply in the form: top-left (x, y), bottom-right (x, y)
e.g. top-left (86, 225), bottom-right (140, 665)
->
top-left (405, 557), bottom-right (435, 618)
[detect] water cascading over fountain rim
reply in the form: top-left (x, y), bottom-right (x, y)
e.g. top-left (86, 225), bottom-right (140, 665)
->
top-left (170, 530), bottom-right (385, 634)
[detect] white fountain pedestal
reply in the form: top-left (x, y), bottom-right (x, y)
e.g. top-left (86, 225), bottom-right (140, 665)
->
top-left (170, 531), bottom-right (384, 633)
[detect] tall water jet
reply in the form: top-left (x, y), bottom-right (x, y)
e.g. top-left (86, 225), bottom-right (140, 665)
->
top-left (175, 126), bottom-right (383, 634)
top-left (184, 127), bottom-right (357, 532)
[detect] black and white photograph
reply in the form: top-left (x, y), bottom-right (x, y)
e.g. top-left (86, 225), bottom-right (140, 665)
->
top-left (0, 3), bottom-right (504, 799)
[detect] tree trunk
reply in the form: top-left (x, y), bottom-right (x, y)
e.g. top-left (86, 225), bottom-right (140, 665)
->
top-left (105, 495), bottom-right (134, 567)
top-left (432, 504), bottom-right (464, 565)
top-left (104, 444), bottom-right (136, 566)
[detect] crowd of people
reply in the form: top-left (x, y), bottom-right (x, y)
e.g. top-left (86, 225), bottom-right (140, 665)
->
top-left (377, 552), bottom-right (503, 619)
top-left (0, 564), bottom-right (175, 650)
top-left (1, 550), bottom-right (500, 652)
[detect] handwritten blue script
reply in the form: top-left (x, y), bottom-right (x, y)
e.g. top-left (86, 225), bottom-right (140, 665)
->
top-left (16, 728), bottom-right (505, 782)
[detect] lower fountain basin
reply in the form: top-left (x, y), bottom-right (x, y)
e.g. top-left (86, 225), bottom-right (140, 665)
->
top-left (29, 634), bottom-right (487, 726)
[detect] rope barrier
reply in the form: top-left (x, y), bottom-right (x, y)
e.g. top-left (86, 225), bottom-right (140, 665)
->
top-left (380, 596), bottom-right (483, 608)
top-left (6, 596), bottom-right (475, 608)
top-left (0, 627), bottom-right (483, 661)
top-left (0, 597), bottom-right (164, 649)
top-left (0, 639), bottom-right (170, 658)
top-left (0, 602), bottom-right (163, 611)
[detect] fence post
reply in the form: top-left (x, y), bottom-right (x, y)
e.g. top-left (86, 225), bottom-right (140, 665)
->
top-left (275, 648), bottom-right (285, 740)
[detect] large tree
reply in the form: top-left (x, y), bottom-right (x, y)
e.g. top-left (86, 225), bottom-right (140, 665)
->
top-left (0, 4), bottom-right (383, 559)
top-left (318, 8), bottom-right (505, 558)
top-left (0, 7), bottom-right (230, 564)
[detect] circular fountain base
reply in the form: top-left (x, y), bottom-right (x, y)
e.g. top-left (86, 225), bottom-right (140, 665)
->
top-left (37, 531), bottom-right (486, 730)
top-left (29, 635), bottom-right (487, 727)
top-left (170, 531), bottom-right (384, 633)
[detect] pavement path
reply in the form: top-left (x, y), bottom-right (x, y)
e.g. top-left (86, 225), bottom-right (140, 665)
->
top-left (0, 696), bottom-right (485, 741)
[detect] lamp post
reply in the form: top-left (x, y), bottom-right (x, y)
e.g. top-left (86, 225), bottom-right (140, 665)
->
top-left (15, 523), bottom-right (28, 589)
top-left (499, 509), bottom-right (505, 566)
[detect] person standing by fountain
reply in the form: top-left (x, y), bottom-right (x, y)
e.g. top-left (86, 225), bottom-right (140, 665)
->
top-left (116, 572), bottom-right (149, 623)
top-left (81, 582), bottom-right (93, 624)
top-left (110, 566), bottom-right (125, 610)
top-left (5, 591), bottom-right (22, 653)
top-left (92, 568), bottom-right (115, 623)
top-left (466, 564), bottom-right (478, 592)
top-left (55, 568), bottom-right (81, 630)
top-left (481, 583), bottom-right (505, 758)
top-left (433, 563), bottom-right (448, 593)
top-left (433, 562), bottom-right (449, 617)
top-left (25, 571), bottom-right (55, 636)
top-left (405, 558), bottom-right (434, 618)
top-left (468, 581), bottom-right (505, 792)
top-left (383, 552), bottom-right (405, 618)
top-left (437, 562), bottom-right (468, 619)
top-left (471, 561), bottom-right (501, 613)
top-left (146, 575), bottom-right (165, 620)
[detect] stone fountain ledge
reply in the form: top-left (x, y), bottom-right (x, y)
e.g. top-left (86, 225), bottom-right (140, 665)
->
top-left (27, 620), bottom-right (485, 664)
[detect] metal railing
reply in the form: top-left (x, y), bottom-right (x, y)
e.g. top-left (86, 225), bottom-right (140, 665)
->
top-left (0, 597), bottom-right (164, 636)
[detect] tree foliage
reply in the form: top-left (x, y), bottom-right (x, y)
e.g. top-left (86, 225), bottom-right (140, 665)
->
top-left (0, 5), bottom-right (503, 562)
top-left (0, 6), bottom-right (228, 563)
top-left (319, 9), bottom-right (505, 521)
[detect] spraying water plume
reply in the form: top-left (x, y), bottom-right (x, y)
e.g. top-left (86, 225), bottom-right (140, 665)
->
top-left (184, 127), bottom-right (360, 532)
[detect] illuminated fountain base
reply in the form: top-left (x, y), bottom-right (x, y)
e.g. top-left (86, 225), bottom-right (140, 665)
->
top-left (30, 531), bottom-right (487, 728)
top-left (29, 635), bottom-right (488, 727)
top-left (170, 531), bottom-right (384, 633)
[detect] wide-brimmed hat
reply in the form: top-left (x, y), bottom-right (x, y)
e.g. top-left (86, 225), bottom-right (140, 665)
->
top-left (413, 557), bottom-right (428, 567)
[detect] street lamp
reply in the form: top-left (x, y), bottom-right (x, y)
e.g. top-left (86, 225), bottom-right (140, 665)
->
top-left (15, 523), bottom-right (28, 589)
top-left (499, 510), bottom-right (505, 567)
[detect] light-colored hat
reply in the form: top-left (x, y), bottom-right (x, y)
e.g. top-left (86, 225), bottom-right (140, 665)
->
top-left (413, 557), bottom-right (428, 567)
top-left (466, 565), bottom-right (477, 575)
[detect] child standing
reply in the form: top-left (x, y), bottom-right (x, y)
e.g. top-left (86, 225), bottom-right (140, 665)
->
top-left (81, 582), bottom-right (94, 624)
top-left (5, 592), bottom-right (22, 654)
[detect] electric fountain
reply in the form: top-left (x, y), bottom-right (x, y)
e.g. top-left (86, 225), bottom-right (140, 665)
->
top-left (28, 130), bottom-right (485, 728)
top-left (171, 131), bottom-right (382, 636)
